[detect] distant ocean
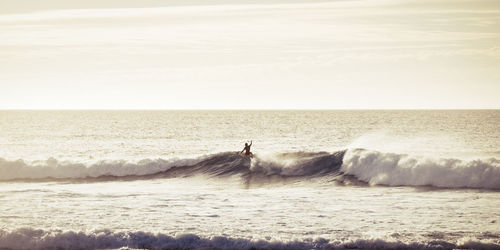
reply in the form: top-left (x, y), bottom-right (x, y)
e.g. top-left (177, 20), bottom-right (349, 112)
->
top-left (0, 110), bottom-right (499, 249)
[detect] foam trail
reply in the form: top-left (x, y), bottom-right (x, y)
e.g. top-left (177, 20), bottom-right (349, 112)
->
top-left (342, 149), bottom-right (500, 189)
top-left (0, 228), bottom-right (497, 250)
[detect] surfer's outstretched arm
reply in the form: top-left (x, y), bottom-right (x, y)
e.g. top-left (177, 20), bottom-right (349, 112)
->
top-left (249, 141), bottom-right (252, 146)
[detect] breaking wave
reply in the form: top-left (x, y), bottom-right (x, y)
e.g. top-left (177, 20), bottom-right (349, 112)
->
top-left (342, 149), bottom-right (500, 189)
top-left (1, 149), bottom-right (499, 189)
top-left (0, 228), bottom-right (497, 250)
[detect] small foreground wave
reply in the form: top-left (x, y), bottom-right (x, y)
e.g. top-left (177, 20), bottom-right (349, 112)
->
top-left (342, 149), bottom-right (500, 189)
top-left (0, 228), bottom-right (498, 250)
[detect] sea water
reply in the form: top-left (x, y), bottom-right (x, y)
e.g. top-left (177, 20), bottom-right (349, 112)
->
top-left (0, 110), bottom-right (499, 249)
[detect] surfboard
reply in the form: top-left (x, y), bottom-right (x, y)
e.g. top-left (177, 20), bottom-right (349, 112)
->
top-left (238, 152), bottom-right (253, 158)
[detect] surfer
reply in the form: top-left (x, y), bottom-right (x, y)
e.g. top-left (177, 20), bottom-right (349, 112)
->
top-left (240, 141), bottom-right (253, 157)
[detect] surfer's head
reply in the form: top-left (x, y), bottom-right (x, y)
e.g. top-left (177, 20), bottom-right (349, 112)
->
top-left (245, 143), bottom-right (248, 147)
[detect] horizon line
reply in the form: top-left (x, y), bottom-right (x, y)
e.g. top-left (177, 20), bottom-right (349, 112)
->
top-left (1, 108), bottom-right (499, 111)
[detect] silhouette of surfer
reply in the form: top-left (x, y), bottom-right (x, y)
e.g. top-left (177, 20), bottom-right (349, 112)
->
top-left (240, 141), bottom-right (253, 157)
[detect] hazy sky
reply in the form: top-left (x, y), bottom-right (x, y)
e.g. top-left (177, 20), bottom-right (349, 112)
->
top-left (1, 0), bottom-right (499, 109)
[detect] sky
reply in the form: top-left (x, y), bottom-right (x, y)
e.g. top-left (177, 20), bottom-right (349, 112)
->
top-left (0, 0), bottom-right (499, 109)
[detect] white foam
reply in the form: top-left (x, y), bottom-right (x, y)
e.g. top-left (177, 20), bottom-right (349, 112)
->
top-left (0, 155), bottom-right (208, 181)
top-left (342, 149), bottom-right (500, 189)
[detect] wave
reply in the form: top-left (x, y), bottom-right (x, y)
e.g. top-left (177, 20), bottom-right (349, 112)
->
top-left (2, 149), bottom-right (499, 189)
top-left (0, 151), bottom-right (345, 182)
top-left (0, 228), bottom-right (497, 250)
top-left (342, 149), bottom-right (500, 189)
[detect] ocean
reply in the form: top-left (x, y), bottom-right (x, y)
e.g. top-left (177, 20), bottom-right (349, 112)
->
top-left (0, 110), bottom-right (499, 249)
